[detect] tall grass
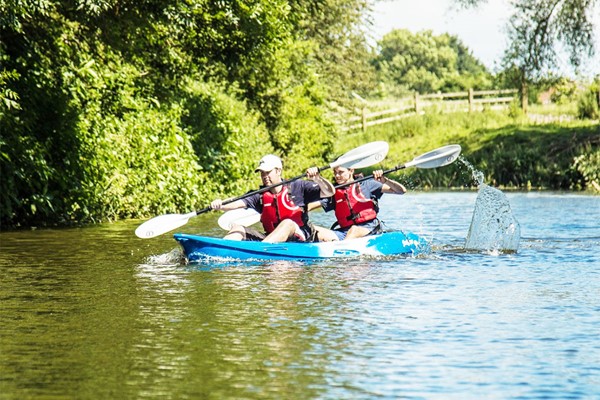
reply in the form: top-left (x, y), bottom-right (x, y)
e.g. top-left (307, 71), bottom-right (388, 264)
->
top-left (334, 109), bottom-right (599, 191)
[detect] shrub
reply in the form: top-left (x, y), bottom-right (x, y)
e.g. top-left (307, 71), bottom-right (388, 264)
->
top-left (270, 84), bottom-right (337, 176)
top-left (573, 149), bottom-right (600, 190)
top-left (577, 80), bottom-right (600, 120)
top-left (181, 79), bottom-right (275, 198)
top-left (551, 77), bottom-right (578, 105)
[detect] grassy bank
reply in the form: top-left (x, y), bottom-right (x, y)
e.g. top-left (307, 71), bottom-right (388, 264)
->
top-left (334, 110), bottom-right (599, 191)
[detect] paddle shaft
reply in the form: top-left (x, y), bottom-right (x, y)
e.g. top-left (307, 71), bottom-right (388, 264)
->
top-left (334, 144), bottom-right (461, 189)
top-left (334, 164), bottom-right (406, 189)
top-left (194, 167), bottom-right (328, 215)
top-left (194, 142), bottom-right (392, 215)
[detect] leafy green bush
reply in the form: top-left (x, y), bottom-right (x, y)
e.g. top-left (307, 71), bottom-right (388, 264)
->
top-left (73, 102), bottom-right (207, 223)
top-left (270, 83), bottom-right (337, 176)
top-left (573, 149), bottom-right (600, 190)
top-left (0, 52), bottom-right (209, 227)
top-left (577, 80), bottom-right (600, 120)
top-left (551, 77), bottom-right (578, 105)
top-left (181, 79), bottom-right (274, 197)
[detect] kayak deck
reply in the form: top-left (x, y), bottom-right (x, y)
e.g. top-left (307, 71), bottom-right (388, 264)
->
top-left (174, 231), bottom-right (428, 262)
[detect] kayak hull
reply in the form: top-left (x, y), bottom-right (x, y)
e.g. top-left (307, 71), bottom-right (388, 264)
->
top-left (174, 231), bottom-right (428, 262)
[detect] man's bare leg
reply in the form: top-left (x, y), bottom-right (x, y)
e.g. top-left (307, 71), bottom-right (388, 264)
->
top-left (344, 225), bottom-right (370, 240)
top-left (313, 225), bottom-right (339, 242)
top-left (262, 219), bottom-right (300, 243)
top-left (223, 224), bottom-right (246, 241)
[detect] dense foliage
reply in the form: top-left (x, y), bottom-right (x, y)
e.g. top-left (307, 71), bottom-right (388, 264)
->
top-left (1, 0), bottom-right (372, 227)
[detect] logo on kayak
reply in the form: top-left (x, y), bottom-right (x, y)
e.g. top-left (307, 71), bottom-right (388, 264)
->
top-left (402, 239), bottom-right (421, 248)
top-left (333, 249), bottom-right (360, 256)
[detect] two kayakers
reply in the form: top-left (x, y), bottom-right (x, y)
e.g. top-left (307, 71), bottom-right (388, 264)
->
top-left (313, 166), bottom-right (407, 241)
top-left (210, 154), bottom-right (334, 243)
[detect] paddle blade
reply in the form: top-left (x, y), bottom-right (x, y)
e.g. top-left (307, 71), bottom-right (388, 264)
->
top-left (218, 208), bottom-right (261, 230)
top-left (331, 141), bottom-right (389, 169)
top-left (135, 211), bottom-right (197, 239)
top-left (405, 144), bottom-right (461, 169)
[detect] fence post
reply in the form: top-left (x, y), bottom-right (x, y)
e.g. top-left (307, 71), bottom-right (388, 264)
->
top-left (414, 92), bottom-right (420, 113)
top-left (468, 88), bottom-right (474, 112)
top-left (521, 83), bottom-right (528, 114)
top-left (361, 106), bottom-right (366, 133)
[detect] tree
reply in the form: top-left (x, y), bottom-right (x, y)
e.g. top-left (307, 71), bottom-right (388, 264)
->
top-left (0, 0), bottom-right (352, 226)
top-left (372, 29), bottom-right (492, 94)
top-left (453, 0), bottom-right (599, 78)
top-left (286, 0), bottom-right (378, 106)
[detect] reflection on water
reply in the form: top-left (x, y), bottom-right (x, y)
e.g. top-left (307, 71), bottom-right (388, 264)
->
top-left (1, 193), bottom-right (599, 399)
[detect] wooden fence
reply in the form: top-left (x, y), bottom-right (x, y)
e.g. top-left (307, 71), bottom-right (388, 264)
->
top-left (341, 88), bottom-right (520, 132)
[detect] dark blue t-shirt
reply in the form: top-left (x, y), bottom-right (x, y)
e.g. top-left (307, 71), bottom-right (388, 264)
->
top-left (321, 179), bottom-right (383, 212)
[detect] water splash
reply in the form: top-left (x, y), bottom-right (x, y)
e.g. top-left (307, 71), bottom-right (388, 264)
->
top-left (458, 155), bottom-right (485, 189)
top-left (460, 157), bottom-right (521, 253)
top-left (145, 248), bottom-right (186, 266)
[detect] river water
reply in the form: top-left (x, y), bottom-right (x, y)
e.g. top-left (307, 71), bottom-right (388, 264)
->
top-left (1, 191), bottom-right (599, 399)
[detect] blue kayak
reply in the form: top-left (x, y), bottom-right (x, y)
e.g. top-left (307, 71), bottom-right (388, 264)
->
top-left (174, 231), bottom-right (428, 262)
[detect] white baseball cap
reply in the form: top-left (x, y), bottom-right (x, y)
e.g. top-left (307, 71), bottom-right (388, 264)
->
top-left (255, 154), bottom-right (283, 172)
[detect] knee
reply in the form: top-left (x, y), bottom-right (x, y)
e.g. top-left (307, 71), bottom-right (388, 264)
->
top-left (277, 219), bottom-right (298, 231)
top-left (346, 225), bottom-right (368, 239)
top-left (314, 226), bottom-right (338, 242)
top-left (225, 224), bottom-right (247, 240)
top-left (228, 223), bottom-right (246, 235)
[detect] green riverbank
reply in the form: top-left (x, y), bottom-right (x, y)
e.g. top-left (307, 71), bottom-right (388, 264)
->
top-left (337, 110), bottom-right (599, 191)
top-left (1, 109), bottom-right (598, 230)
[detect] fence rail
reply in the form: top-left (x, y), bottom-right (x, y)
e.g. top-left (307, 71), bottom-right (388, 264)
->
top-left (340, 88), bottom-right (520, 132)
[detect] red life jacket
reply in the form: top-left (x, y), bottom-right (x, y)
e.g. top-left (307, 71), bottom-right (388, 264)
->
top-left (260, 186), bottom-right (305, 233)
top-left (334, 183), bottom-right (378, 228)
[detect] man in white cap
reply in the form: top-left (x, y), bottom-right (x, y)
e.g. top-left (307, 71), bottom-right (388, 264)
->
top-left (210, 154), bottom-right (334, 243)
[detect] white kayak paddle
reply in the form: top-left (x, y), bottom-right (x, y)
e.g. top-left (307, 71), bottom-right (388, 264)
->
top-left (217, 208), bottom-right (261, 230)
top-left (217, 144), bottom-right (462, 229)
top-left (335, 144), bottom-right (462, 189)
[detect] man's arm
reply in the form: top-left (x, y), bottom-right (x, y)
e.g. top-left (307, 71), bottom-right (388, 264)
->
top-left (210, 198), bottom-right (247, 211)
top-left (373, 170), bottom-right (407, 195)
top-left (306, 167), bottom-right (335, 197)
